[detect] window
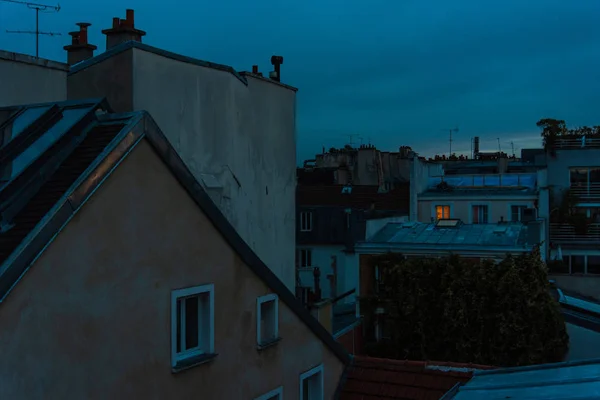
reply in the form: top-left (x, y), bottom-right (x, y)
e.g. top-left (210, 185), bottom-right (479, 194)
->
top-left (299, 249), bottom-right (312, 268)
top-left (435, 205), bottom-right (451, 219)
top-left (300, 211), bottom-right (313, 232)
top-left (472, 205), bottom-right (489, 224)
top-left (570, 255), bottom-right (585, 274)
top-left (510, 205), bottom-right (527, 222)
top-left (171, 284), bottom-right (214, 368)
top-left (254, 387), bottom-right (283, 400)
top-left (587, 256), bottom-right (600, 275)
top-left (257, 294), bottom-right (279, 347)
top-left (300, 364), bottom-right (324, 400)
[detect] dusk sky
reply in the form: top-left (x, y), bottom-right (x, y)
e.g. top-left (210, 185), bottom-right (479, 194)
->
top-left (1, 0), bottom-right (599, 162)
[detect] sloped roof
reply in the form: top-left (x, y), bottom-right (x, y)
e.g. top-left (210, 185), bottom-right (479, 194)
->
top-left (336, 356), bottom-right (494, 400)
top-left (0, 98), bottom-right (350, 364)
top-left (444, 358), bottom-right (600, 399)
top-left (297, 184), bottom-right (410, 212)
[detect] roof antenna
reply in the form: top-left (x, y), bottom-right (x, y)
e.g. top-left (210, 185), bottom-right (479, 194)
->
top-left (2, 0), bottom-right (61, 58)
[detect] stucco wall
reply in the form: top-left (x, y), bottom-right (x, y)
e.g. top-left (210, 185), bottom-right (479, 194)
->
top-left (0, 140), bottom-right (343, 399)
top-left (0, 51), bottom-right (67, 106)
top-left (67, 48), bottom-right (297, 292)
top-left (417, 198), bottom-right (535, 223)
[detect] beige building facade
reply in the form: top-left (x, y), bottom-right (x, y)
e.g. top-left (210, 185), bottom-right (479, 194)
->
top-left (0, 101), bottom-right (347, 399)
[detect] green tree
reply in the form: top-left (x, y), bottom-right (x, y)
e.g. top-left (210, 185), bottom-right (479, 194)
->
top-left (361, 249), bottom-right (569, 367)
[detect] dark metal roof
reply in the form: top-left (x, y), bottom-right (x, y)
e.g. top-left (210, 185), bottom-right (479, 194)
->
top-left (0, 98), bottom-right (350, 365)
top-left (445, 358), bottom-right (600, 399)
top-left (68, 40), bottom-right (248, 85)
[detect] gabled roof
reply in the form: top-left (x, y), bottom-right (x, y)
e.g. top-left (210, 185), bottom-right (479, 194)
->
top-left (0, 98), bottom-right (350, 364)
top-left (297, 184), bottom-right (410, 213)
top-left (336, 356), bottom-right (494, 400)
top-left (444, 358), bottom-right (600, 399)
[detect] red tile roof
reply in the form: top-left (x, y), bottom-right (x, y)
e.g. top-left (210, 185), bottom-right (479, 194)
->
top-left (297, 184), bottom-right (409, 212)
top-left (338, 356), bottom-right (495, 400)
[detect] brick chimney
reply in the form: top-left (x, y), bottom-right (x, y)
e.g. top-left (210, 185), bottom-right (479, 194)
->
top-left (101, 9), bottom-right (146, 50)
top-left (63, 23), bottom-right (97, 66)
top-left (269, 55), bottom-right (283, 82)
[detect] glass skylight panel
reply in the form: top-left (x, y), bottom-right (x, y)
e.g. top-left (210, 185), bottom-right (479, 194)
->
top-left (10, 107), bottom-right (92, 179)
top-left (4, 106), bottom-right (52, 143)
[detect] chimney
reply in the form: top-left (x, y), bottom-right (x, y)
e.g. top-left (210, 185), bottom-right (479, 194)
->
top-left (270, 55), bottom-right (283, 82)
top-left (101, 9), bottom-right (146, 51)
top-left (473, 136), bottom-right (480, 156)
top-left (63, 23), bottom-right (98, 66)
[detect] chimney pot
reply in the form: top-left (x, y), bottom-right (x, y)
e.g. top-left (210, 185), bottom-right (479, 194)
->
top-left (76, 22), bottom-right (91, 45)
top-left (112, 17), bottom-right (120, 29)
top-left (270, 55), bottom-right (284, 82)
top-left (252, 65), bottom-right (259, 74)
top-left (64, 23), bottom-right (97, 66)
top-left (126, 9), bottom-right (134, 27)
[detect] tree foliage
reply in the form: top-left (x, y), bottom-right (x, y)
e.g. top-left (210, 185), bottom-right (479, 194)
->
top-left (537, 118), bottom-right (600, 154)
top-left (361, 249), bottom-right (569, 367)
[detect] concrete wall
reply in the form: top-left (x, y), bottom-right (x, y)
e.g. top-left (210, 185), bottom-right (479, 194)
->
top-left (67, 47), bottom-right (297, 291)
top-left (417, 198), bottom-right (536, 223)
top-left (0, 50), bottom-right (68, 106)
top-left (67, 50), bottom-right (134, 112)
top-left (0, 140), bottom-right (344, 399)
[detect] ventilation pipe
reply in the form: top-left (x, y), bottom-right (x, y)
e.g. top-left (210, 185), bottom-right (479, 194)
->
top-left (270, 55), bottom-right (283, 82)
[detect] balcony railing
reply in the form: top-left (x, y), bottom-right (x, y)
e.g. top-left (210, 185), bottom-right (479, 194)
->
top-left (550, 223), bottom-right (600, 243)
top-left (570, 183), bottom-right (600, 201)
top-left (554, 136), bottom-right (600, 149)
top-left (428, 173), bottom-right (537, 190)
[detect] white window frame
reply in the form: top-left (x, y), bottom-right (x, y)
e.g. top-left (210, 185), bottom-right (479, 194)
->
top-left (299, 364), bottom-right (324, 400)
top-left (299, 248), bottom-right (313, 268)
top-left (468, 202), bottom-right (491, 224)
top-left (507, 203), bottom-right (532, 222)
top-left (300, 211), bottom-right (313, 232)
top-left (171, 283), bottom-right (215, 367)
top-left (431, 203), bottom-right (453, 220)
top-left (254, 386), bottom-right (283, 400)
top-left (256, 293), bottom-right (280, 346)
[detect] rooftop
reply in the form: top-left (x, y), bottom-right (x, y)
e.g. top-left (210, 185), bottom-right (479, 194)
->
top-left (337, 356), bottom-right (494, 400)
top-left (0, 49), bottom-right (69, 71)
top-left (297, 184), bottom-right (410, 212)
top-left (444, 358), bottom-right (600, 399)
top-left (363, 221), bottom-right (531, 250)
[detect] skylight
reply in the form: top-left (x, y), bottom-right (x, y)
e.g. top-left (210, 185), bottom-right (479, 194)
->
top-left (1, 106), bottom-right (51, 148)
top-left (436, 219), bottom-right (461, 228)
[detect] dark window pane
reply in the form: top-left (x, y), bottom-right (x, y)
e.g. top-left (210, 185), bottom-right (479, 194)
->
top-left (588, 256), bottom-right (600, 274)
top-left (548, 260), bottom-right (569, 274)
top-left (590, 168), bottom-right (600, 184)
top-left (176, 299), bottom-right (182, 353)
top-left (571, 255), bottom-right (585, 274)
top-left (185, 297), bottom-right (199, 350)
top-left (570, 169), bottom-right (588, 185)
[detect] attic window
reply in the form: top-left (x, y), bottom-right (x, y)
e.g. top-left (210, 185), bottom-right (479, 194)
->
top-left (341, 186), bottom-right (352, 194)
top-left (436, 219), bottom-right (461, 228)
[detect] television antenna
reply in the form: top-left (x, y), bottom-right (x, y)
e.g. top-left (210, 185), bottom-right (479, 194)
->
top-left (345, 134), bottom-right (363, 147)
top-left (441, 127), bottom-right (459, 156)
top-left (2, 0), bottom-right (61, 58)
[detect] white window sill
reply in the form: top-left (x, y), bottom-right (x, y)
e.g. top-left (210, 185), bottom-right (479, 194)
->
top-left (172, 353), bottom-right (218, 373)
top-left (257, 337), bottom-right (282, 351)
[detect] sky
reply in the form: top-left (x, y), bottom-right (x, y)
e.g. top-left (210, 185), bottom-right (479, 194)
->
top-left (1, 0), bottom-right (599, 162)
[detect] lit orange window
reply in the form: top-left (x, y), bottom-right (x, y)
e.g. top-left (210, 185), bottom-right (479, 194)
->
top-left (436, 205), bottom-right (450, 219)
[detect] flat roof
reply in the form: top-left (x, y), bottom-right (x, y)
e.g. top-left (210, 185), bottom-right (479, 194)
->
top-left (445, 358), bottom-right (600, 399)
top-left (0, 49), bottom-right (68, 72)
top-left (365, 221), bottom-right (529, 248)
